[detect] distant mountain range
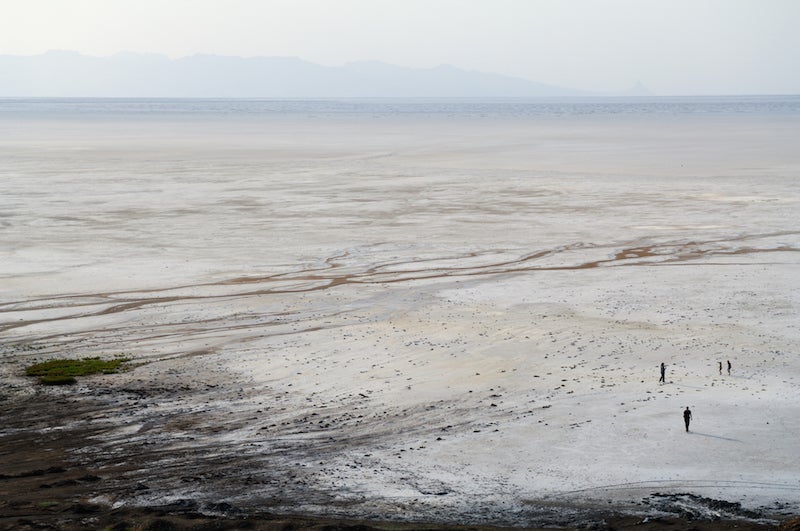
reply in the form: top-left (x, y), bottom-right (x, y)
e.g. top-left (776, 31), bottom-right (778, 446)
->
top-left (0, 51), bottom-right (653, 98)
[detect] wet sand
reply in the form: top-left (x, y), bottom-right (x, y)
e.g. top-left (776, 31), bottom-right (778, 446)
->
top-left (2, 110), bottom-right (800, 528)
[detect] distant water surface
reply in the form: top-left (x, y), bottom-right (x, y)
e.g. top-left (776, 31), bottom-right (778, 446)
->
top-left (1, 95), bottom-right (800, 119)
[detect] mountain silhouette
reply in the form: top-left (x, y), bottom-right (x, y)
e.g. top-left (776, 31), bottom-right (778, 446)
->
top-left (0, 51), bottom-right (651, 98)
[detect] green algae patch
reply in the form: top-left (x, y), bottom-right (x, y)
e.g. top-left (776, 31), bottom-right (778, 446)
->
top-left (25, 357), bottom-right (131, 385)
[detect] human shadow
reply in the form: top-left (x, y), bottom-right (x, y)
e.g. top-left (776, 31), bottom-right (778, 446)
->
top-left (688, 431), bottom-right (742, 442)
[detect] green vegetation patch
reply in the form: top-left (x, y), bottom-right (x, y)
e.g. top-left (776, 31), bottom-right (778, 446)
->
top-left (25, 357), bottom-right (131, 386)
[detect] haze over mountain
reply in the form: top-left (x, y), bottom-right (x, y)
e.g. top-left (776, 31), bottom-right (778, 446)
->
top-left (0, 51), bottom-right (652, 98)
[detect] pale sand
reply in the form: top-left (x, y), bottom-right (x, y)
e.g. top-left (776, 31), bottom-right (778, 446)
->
top-left (1, 113), bottom-right (800, 525)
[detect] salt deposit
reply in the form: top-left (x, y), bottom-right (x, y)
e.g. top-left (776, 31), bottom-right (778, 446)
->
top-left (1, 104), bottom-right (799, 524)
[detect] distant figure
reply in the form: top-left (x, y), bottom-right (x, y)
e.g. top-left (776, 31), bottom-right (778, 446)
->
top-left (659, 362), bottom-right (666, 383)
top-left (683, 407), bottom-right (692, 432)
top-left (719, 361), bottom-right (722, 375)
top-left (727, 360), bottom-right (732, 375)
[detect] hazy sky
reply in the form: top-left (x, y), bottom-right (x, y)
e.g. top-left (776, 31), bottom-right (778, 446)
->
top-left (3, 0), bottom-right (799, 95)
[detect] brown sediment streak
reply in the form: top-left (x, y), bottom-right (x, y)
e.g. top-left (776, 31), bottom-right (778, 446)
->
top-left (95, 297), bottom-right (186, 315)
top-left (27, 313), bottom-right (344, 351)
top-left (1, 232), bottom-right (798, 334)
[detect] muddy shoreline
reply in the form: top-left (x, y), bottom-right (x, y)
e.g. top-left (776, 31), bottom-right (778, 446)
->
top-left (2, 388), bottom-right (796, 531)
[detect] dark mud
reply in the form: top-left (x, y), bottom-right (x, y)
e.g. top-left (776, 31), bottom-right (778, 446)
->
top-left (1, 388), bottom-right (796, 531)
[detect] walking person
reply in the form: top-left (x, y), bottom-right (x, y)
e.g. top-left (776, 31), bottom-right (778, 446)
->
top-left (683, 407), bottom-right (692, 432)
top-left (659, 362), bottom-right (666, 383)
top-left (727, 360), bottom-right (731, 375)
top-left (719, 361), bottom-right (722, 375)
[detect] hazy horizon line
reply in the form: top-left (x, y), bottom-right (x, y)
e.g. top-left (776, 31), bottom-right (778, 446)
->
top-left (2, 50), bottom-right (798, 97)
top-left (4, 93), bottom-right (800, 99)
